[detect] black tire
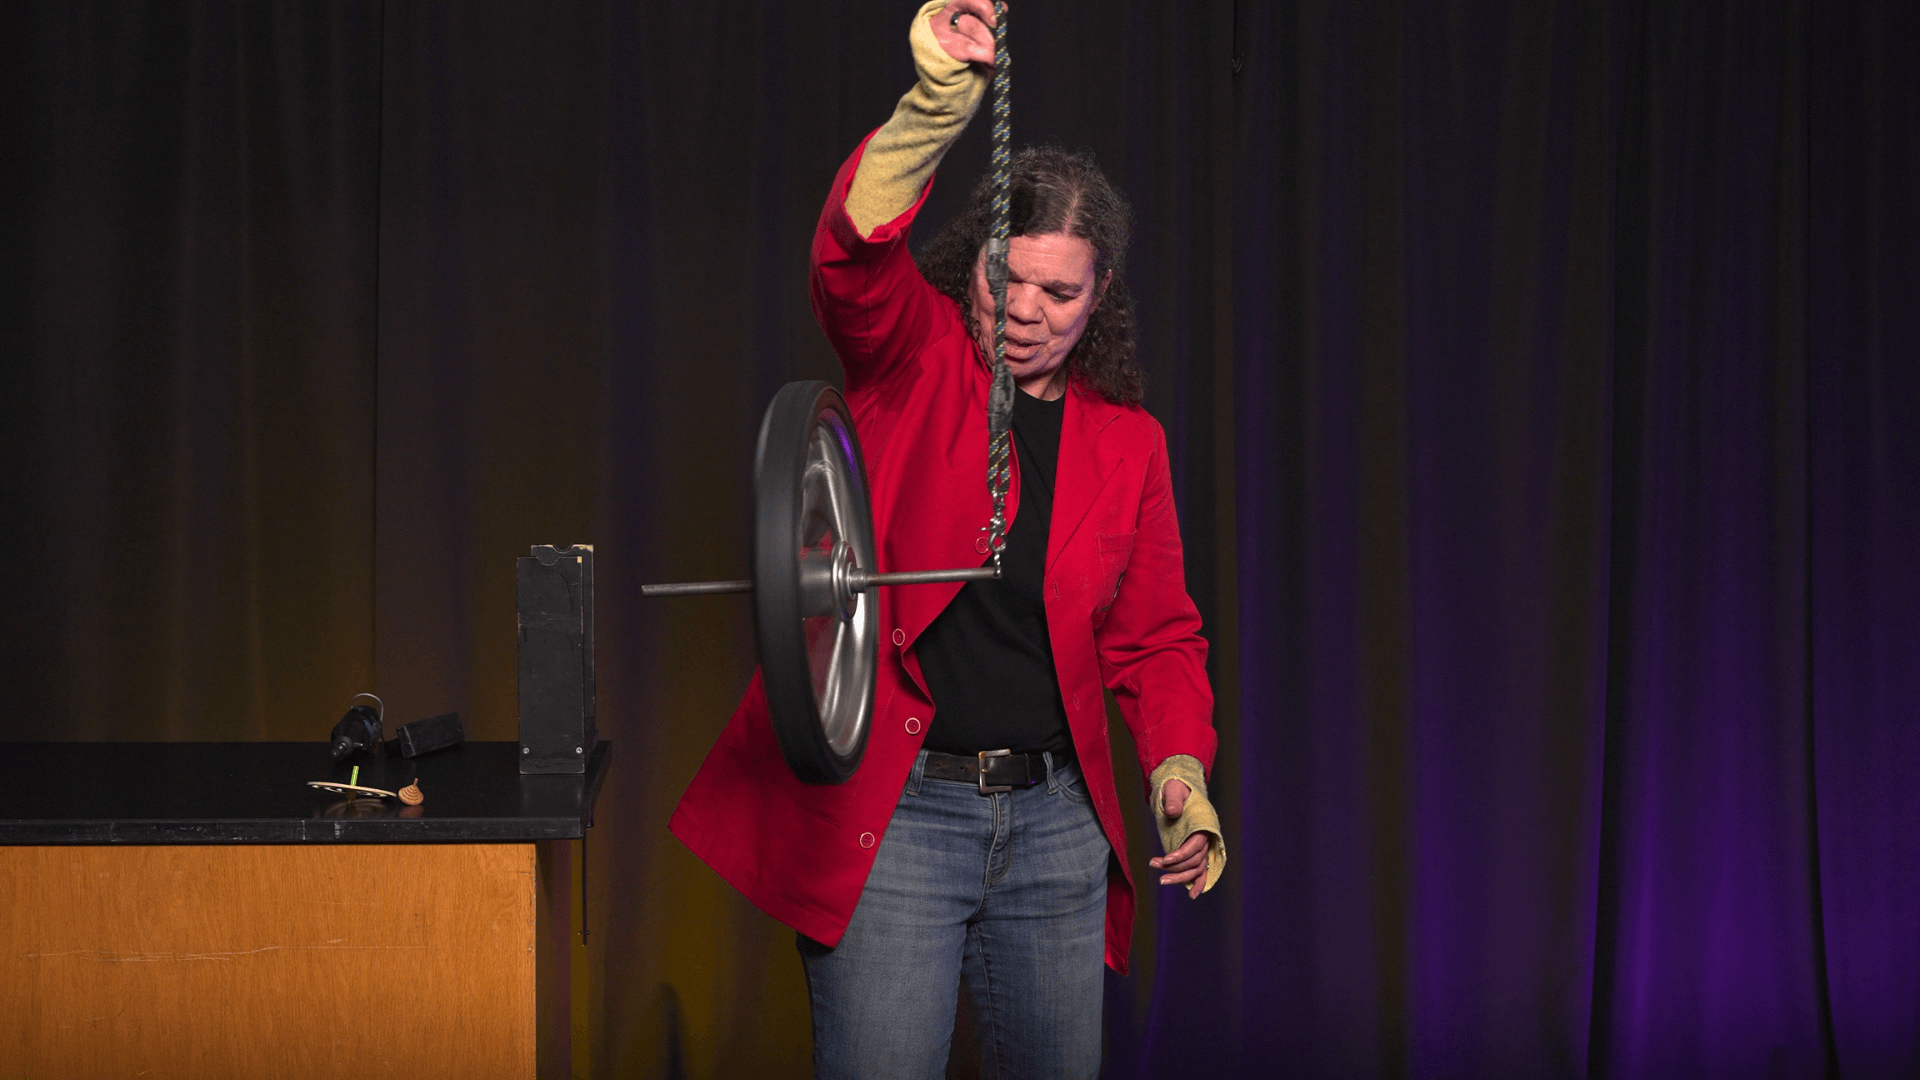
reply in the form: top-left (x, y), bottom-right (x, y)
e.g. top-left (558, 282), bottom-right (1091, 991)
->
top-left (754, 381), bottom-right (878, 784)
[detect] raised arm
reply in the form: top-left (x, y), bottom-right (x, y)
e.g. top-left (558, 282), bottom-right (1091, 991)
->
top-left (845, 0), bottom-right (996, 236)
top-left (810, 1), bottom-right (1000, 393)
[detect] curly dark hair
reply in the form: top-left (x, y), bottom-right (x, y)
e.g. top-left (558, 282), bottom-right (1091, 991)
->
top-left (917, 146), bottom-right (1144, 405)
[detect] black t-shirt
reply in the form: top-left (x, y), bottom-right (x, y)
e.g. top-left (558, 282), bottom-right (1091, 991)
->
top-left (917, 389), bottom-right (1072, 760)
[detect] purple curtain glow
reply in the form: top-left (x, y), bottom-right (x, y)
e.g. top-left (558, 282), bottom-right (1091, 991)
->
top-left (1809, 2), bottom-right (1920, 1075)
top-left (1218, 1), bottom-right (1919, 1077)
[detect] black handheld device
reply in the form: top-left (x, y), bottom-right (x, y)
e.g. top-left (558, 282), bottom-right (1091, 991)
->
top-left (329, 694), bottom-right (385, 761)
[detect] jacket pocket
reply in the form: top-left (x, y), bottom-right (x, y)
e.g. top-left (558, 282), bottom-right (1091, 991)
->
top-left (1093, 530), bottom-right (1137, 618)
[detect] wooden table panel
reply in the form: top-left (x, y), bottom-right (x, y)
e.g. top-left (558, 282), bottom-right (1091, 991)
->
top-left (2, 844), bottom-right (537, 1080)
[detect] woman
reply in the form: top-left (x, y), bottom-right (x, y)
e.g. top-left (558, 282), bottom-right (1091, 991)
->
top-left (670, 3), bottom-right (1224, 1075)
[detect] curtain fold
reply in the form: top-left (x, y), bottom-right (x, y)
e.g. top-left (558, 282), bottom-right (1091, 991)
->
top-left (1587, 1), bottom-right (1831, 1074)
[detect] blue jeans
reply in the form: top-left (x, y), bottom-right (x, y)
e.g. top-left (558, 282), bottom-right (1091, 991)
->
top-left (799, 750), bottom-right (1110, 1079)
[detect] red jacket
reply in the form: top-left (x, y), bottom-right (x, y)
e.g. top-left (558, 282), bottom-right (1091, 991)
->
top-left (669, 136), bottom-right (1216, 974)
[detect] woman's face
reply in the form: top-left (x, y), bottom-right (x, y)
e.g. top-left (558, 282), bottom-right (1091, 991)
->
top-left (967, 231), bottom-right (1109, 399)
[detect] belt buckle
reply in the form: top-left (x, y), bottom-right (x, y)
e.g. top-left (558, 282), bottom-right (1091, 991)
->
top-left (977, 749), bottom-right (1013, 795)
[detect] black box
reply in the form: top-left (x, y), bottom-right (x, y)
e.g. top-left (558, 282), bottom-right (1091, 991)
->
top-left (393, 712), bottom-right (465, 758)
top-left (517, 544), bottom-right (596, 774)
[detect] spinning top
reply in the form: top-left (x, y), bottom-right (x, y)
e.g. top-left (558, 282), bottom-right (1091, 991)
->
top-left (398, 779), bottom-right (425, 806)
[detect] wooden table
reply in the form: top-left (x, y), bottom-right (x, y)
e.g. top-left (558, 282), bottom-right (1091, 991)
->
top-left (0, 741), bottom-right (609, 1080)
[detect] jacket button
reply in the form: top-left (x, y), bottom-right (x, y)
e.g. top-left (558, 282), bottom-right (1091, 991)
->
top-left (975, 534), bottom-right (990, 554)
top-left (905, 716), bottom-right (921, 735)
top-left (892, 628), bottom-right (906, 647)
top-left (859, 832), bottom-right (876, 849)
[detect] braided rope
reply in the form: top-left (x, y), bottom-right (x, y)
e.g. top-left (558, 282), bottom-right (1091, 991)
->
top-left (984, 1), bottom-right (1014, 568)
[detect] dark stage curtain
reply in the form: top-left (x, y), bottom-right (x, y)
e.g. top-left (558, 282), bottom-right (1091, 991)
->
top-left (1231, 1), bottom-right (1918, 1078)
top-left (4, 2), bottom-right (1914, 1078)
top-left (2, 3), bottom-right (383, 739)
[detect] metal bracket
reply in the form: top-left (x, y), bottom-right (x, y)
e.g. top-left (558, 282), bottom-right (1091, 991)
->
top-left (986, 237), bottom-right (1010, 296)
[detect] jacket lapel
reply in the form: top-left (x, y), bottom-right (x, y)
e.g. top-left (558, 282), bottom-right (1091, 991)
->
top-left (1047, 386), bottom-right (1122, 573)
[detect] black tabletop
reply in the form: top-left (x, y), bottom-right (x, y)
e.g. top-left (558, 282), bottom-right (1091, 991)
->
top-left (0, 741), bottom-right (611, 844)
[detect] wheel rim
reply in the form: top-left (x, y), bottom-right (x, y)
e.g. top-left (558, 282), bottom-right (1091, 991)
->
top-left (754, 381), bottom-right (877, 784)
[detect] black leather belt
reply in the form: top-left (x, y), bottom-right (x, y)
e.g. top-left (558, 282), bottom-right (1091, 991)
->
top-left (923, 749), bottom-right (1063, 795)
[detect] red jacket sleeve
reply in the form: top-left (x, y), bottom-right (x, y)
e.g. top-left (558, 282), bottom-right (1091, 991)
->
top-left (1094, 422), bottom-right (1218, 783)
top-left (810, 131), bottom-right (955, 395)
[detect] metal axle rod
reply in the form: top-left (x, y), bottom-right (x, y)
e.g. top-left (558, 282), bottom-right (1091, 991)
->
top-left (855, 566), bottom-right (1001, 588)
top-left (640, 579), bottom-right (754, 597)
top-left (642, 564), bottom-right (998, 599)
